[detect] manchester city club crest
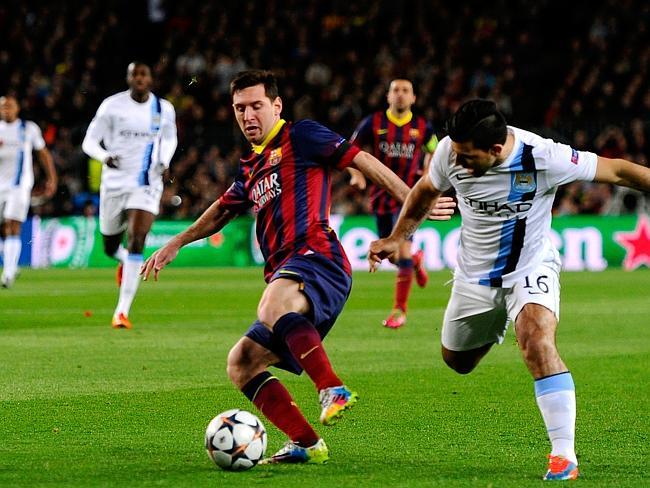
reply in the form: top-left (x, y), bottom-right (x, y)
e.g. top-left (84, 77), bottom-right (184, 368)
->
top-left (268, 147), bottom-right (282, 166)
top-left (512, 172), bottom-right (536, 192)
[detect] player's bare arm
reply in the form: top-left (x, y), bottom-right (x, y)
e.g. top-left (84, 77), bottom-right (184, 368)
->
top-left (351, 151), bottom-right (409, 201)
top-left (351, 150), bottom-right (455, 220)
top-left (141, 200), bottom-right (236, 281)
top-left (36, 147), bottom-right (58, 198)
top-left (593, 156), bottom-right (650, 191)
top-left (368, 174), bottom-right (441, 271)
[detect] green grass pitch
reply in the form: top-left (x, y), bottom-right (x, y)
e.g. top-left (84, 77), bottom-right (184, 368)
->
top-left (1, 267), bottom-right (649, 487)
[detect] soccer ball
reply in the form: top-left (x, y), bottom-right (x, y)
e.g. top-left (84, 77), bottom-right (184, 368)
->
top-left (205, 409), bottom-right (267, 471)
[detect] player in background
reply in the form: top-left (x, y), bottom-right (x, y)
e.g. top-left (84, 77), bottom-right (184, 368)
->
top-left (142, 70), bottom-right (454, 465)
top-left (348, 79), bottom-right (442, 328)
top-left (82, 62), bottom-right (177, 329)
top-left (368, 99), bottom-right (650, 481)
top-left (0, 95), bottom-right (57, 288)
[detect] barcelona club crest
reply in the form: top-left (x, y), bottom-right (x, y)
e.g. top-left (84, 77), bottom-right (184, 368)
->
top-left (512, 172), bottom-right (536, 192)
top-left (268, 148), bottom-right (282, 166)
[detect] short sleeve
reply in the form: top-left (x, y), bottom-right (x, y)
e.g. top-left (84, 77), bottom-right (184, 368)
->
top-left (538, 142), bottom-right (598, 187)
top-left (218, 171), bottom-right (253, 214)
top-left (292, 119), bottom-right (360, 170)
top-left (27, 121), bottom-right (46, 150)
top-left (350, 115), bottom-right (373, 148)
top-left (427, 136), bottom-right (452, 191)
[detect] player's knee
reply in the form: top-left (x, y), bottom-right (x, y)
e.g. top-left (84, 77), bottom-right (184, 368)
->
top-left (257, 301), bottom-right (293, 328)
top-left (516, 316), bottom-right (556, 358)
top-left (442, 349), bottom-right (477, 375)
top-left (226, 342), bottom-right (263, 388)
top-left (103, 240), bottom-right (119, 257)
top-left (226, 345), bottom-right (248, 387)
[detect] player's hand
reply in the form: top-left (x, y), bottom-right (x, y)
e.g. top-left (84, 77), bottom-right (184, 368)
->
top-left (428, 196), bottom-right (456, 221)
top-left (141, 240), bottom-right (181, 281)
top-left (348, 168), bottom-right (367, 191)
top-left (105, 155), bottom-right (120, 169)
top-left (368, 237), bottom-right (400, 272)
top-left (154, 161), bottom-right (167, 176)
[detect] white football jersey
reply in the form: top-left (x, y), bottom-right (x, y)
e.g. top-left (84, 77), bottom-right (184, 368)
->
top-left (82, 91), bottom-right (177, 190)
top-left (429, 127), bottom-right (598, 287)
top-left (0, 119), bottom-right (45, 191)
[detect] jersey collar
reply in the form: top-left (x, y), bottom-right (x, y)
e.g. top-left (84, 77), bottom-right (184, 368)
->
top-left (252, 119), bottom-right (286, 154)
top-left (386, 109), bottom-right (412, 127)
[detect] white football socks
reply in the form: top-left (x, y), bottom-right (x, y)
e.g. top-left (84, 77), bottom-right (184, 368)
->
top-left (114, 253), bottom-right (143, 317)
top-left (2, 236), bottom-right (21, 280)
top-left (534, 372), bottom-right (577, 465)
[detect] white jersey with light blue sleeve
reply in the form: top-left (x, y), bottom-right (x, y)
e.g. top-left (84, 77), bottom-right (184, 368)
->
top-left (428, 127), bottom-right (598, 287)
top-left (82, 91), bottom-right (177, 191)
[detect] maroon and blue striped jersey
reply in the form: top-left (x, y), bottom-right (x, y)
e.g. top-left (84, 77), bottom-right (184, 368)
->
top-left (351, 110), bottom-right (437, 215)
top-left (219, 119), bottom-right (360, 281)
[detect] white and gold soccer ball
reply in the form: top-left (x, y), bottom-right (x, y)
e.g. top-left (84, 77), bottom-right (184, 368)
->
top-left (205, 409), bottom-right (267, 471)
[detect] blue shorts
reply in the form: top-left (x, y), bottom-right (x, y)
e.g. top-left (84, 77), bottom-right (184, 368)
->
top-left (375, 212), bottom-right (413, 241)
top-left (245, 252), bottom-right (352, 375)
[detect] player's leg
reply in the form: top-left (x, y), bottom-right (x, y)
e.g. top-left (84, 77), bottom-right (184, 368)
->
top-left (1, 188), bottom-right (31, 288)
top-left (227, 336), bottom-right (328, 464)
top-left (112, 208), bottom-right (155, 328)
top-left (1, 219), bottom-right (22, 288)
top-left (258, 256), bottom-right (357, 425)
top-left (258, 278), bottom-right (346, 394)
top-left (441, 342), bottom-right (493, 374)
top-left (507, 259), bottom-right (578, 480)
top-left (376, 213), bottom-right (409, 328)
top-left (440, 279), bottom-right (507, 373)
top-left (99, 189), bottom-right (128, 287)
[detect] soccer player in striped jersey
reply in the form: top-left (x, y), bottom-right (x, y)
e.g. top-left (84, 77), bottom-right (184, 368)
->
top-left (82, 62), bottom-right (177, 329)
top-left (369, 99), bottom-right (650, 480)
top-left (349, 79), bottom-right (444, 328)
top-left (142, 70), bottom-right (453, 465)
top-left (0, 95), bottom-right (57, 288)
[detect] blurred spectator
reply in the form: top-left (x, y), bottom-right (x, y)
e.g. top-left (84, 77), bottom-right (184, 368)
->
top-left (2, 0), bottom-right (649, 219)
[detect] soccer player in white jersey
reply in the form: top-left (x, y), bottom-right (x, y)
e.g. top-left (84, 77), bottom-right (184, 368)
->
top-left (368, 99), bottom-right (650, 481)
top-left (0, 95), bottom-right (57, 288)
top-left (82, 62), bottom-right (177, 328)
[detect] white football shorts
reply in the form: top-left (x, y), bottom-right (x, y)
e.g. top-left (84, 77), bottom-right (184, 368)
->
top-left (441, 252), bottom-right (561, 352)
top-left (99, 185), bottom-right (162, 235)
top-left (0, 185), bottom-right (32, 223)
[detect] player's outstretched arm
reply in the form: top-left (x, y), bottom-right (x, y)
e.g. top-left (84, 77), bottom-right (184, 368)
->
top-left (141, 200), bottom-right (236, 281)
top-left (351, 151), bottom-right (455, 220)
top-left (368, 174), bottom-right (441, 272)
top-left (351, 151), bottom-right (410, 203)
top-left (594, 156), bottom-right (650, 192)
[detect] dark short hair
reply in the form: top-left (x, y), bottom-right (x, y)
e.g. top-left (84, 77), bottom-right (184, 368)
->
top-left (230, 70), bottom-right (279, 100)
top-left (445, 99), bottom-right (507, 150)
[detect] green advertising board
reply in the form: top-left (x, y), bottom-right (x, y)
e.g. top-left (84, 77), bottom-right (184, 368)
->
top-left (35, 216), bottom-right (253, 268)
top-left (34, 214), bottom-right (650, 270)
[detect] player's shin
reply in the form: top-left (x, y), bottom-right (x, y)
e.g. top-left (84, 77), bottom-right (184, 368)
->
top-left (394, 258), bottom-right (414, 312)
top-left (274, 312), bottom-right (342, 391)
top-left (534, 371), bottom-right (577, 465)
top-left (241, 371), bottom-right (319, 447)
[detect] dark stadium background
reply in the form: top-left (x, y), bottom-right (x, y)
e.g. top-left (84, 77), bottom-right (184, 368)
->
top-left (2, 0), bottom-right (648, 218)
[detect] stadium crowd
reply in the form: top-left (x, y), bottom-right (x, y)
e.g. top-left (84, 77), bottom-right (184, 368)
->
top-left (1, 0), bottom-right (649, 218)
